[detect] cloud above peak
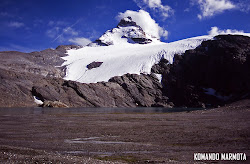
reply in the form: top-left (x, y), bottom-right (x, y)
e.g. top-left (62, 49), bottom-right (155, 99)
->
top-left (117, 10), bottom-right (168, 40)
top-left (208, 26), bottom-right (244, 35)
top-left (133, 0), bottom-right (173, 19)
top-left (69, 37), bottom-right (91, 46)
top-left (196, 0), bottom-right (236, 19)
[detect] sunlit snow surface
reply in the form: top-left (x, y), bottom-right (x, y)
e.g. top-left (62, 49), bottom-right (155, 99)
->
top-left (33, 96), bottom-right (43, 105)
top-left (62, 33), bottom-right (250, 83)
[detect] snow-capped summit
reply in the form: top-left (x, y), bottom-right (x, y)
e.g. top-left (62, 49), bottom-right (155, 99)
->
top-left (88, 16), bottom-right (159, 47)
top-left (62, 35), bottom-right (215, 83)
top-left (117, 16), bottom-right (137, 27)
top-left (62, 16), bottom-right (250, 84)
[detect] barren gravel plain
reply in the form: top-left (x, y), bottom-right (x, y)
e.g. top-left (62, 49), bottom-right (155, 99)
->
top-left (0, 100), bottom-right (249, 163)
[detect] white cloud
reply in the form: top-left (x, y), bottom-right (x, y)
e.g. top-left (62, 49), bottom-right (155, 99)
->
top-left (69, 37), bottom-right (91, 46)
top-left (144, 0), bottom-right (164, 8)
top-left (236, 0), bottom-right (250, 13)
top-left (46, 19), bottom-right (82, 43)
top-left (46, 26), bottom-right (79, 43)
top-left (63, 27), bottom-right (78, 36)
top-left (117, 10), bottom-right (168, 40)
top-left (184, 8), bottom-right (190, 12)
top-left (196, 0), bottom-right (235, 19)
top-left (133, 0), bottom-right (173, 19)
top-left (208, 26), bottom-right (244, 36)
top-left (8, 21), bottom-right (24, 28)
top-left (46, 27), bottom-right (60, 38)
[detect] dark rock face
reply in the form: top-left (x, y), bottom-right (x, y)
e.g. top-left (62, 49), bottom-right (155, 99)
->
top-left (162, 35), bottom-right (250, 107)
top-left (109, 74), bottom-right (169, 107)
top-left (117, 16), bottom-right (137, 27)
top-left (0, 45), bottom-right (80, 79)
top-left (0, 45), bottom-right (77, 107)
top-left (91, 39), bottom-right (111, 46)
top-left (30, 73), bottom-right (169, 107)
top-left (87, 61), bottom-right (103, 70)
top-left (0, 68), bottom-right (44, 107)
top-left (131, 38), bottom-right (152, 44)
top-left (151, 58), bottom-right (170, 74)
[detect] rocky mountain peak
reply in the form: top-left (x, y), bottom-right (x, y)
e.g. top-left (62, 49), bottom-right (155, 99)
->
top-left (88, 16), bottom-right (156, 46)
top-left (117, 16), bottom-right (138, 27)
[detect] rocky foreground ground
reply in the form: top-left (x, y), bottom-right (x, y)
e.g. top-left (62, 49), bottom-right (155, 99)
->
top-left (0, 99), bottom-right (249, 163)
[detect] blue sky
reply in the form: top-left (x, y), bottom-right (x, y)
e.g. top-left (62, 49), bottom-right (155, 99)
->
top-left (0, 0), bottom-right (249, 52)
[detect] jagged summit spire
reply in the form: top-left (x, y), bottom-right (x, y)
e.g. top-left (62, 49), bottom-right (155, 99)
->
top-left (117, 16), bottom-right (137, 27)
top-left (88, 16), bottom-right (161, 47)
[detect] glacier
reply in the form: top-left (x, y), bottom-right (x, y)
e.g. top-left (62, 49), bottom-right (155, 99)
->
top-left (62, 17), bottom-right (250, 83)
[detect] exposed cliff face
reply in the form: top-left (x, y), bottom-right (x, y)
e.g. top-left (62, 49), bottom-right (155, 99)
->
top-left (0, 45), bottom-right (80, 107)
top-left (0, 45), bottom-right (81, 79)
top-left (162, 35), bottom-right (250, 107)
top-left (31, 73), bottom-right (168, 108)
top-left (0, 68), bottom-right (36, 107)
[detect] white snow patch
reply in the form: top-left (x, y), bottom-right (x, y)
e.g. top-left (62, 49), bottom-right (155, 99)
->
top-left (154, 73), bottom-right (162, 83)
top-left (62, 35), bottom-right (213, 83)
top-left (33, 96), bottom-right (43, 105)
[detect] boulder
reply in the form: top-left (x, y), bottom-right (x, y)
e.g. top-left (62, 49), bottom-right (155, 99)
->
top-left (42, 100), bottom-right (69, 108)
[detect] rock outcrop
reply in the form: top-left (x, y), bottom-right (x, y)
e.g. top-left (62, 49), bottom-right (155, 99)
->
top-left (31, 73), bottom-right (169, 107)
top-left (0, 45), bottom-right (79, 107)
top-left (0, 45), bottom-right (81, 79)
top-left (87, 62), bottom-right (103, 70)
top-left (162, 35), bottom-right (250, 107)
top-left (41, 100), bottom-right (69, 108)
top-left (88, 16), bottom-right (154, 46)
